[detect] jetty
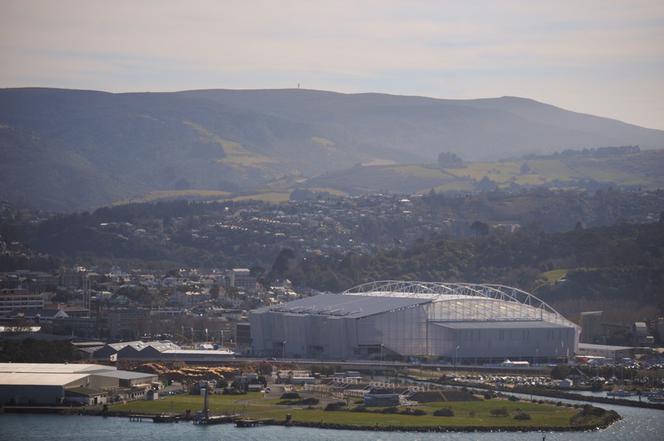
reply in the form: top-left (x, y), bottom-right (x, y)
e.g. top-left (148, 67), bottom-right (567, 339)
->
top-left (235, 418), bottom-right (275, 428)
top-left (128, 414), bottom-right (155, 422)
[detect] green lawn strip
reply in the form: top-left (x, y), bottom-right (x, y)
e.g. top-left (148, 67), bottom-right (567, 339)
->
top-left (109, 394), bottom-right (591, 428)
top-left (109, 392), bottom-right (267, 414)
top-left (289, 402), bottom-right (575, 428)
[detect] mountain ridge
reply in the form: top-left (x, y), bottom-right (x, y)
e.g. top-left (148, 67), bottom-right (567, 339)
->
top-left (1, 87), bottom-right (663, 211)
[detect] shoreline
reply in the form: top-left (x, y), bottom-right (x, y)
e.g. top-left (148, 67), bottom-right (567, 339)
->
top-left (1, 405), bottom-right (621, 433)
top-left (432, 380), bottom-right (664, 411)
top-left (399, 374), bottom-right (664, 411)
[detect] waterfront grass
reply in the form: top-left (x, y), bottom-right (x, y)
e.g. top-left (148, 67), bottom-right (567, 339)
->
top-left (108, 393), bottom-right (607, 429)
top-left (109, 392), bottom-right (274, 415)
top-left (288, 400), bottom-right (578, 428)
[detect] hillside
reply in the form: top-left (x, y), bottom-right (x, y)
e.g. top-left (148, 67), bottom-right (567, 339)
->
top-left (3, 187), bottom-right (662, 272)
top-left (306, 148), bottom-right (664, 194)
top-left (2, 189), bottom-right (663, 323)
top-left (275, 222), bottom-right (664, 324)
top-left (1, 88), bottom-right (664, 211)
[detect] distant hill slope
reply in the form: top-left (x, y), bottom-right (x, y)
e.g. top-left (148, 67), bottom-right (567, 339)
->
top-left (305, 149), bottom-right (664, 194)
top-left (1, 87), bottom-right (663, 211)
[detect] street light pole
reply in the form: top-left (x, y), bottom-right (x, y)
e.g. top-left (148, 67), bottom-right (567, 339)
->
top-left (282, 340), bottom-right (287, 359)
top-left (379, 344), bottom-right (384, 381)
top-left (455, 345), bottom-right (460, 367)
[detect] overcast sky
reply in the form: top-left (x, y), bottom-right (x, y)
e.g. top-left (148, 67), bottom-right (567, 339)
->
top-left (1, 0), bottom-right (663, 129)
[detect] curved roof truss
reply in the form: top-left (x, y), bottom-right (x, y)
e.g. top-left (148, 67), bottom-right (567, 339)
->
top-left (343, 280), bottom-right (576, 327)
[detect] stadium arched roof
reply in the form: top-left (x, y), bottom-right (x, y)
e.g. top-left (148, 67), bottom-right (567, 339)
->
top-left (343, 280), bottom-right (577, 328)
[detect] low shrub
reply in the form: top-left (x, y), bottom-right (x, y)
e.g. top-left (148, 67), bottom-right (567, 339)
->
top-left (514, 412), bottom-right (531, 420)
top-left (351, 405), bottom-right (367, 412)
top-left (433, 408), bottom-right (455, 417)
top-left (381, 406), bottom-right (399, 414)
top-left (490, 407), bottom-right (509, 417)
top-left (581, 405), bottom-right (606, 417)
top-left (222, 388), bottom-right (246, 395)
top-left (508, 395), bottom-right (519, 402)
top-left (299, 397), bottom-right (319, 406)
top-left (280, 392), bottom-right (301, 400)
top-left (325, 401), bottom-right (347, 411)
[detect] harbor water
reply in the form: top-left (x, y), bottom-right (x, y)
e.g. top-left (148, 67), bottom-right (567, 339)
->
top-left (1, 401), bottom-right (663, 441)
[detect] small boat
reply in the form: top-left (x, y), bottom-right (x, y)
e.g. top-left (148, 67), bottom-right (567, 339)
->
top-left (193, 415), bottom-right (238, 425)
top-left (235, 418), bottom-right (274, 428)
top-left (607, 390), bottom-right (636, 397)
top-left (152, 414), bottom-right (179, 423)
top-left (645, 391), bottom-right (664, 402)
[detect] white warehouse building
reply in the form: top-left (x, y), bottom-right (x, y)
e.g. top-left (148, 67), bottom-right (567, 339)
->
top-left (250, 281), bottom-right (579, 362)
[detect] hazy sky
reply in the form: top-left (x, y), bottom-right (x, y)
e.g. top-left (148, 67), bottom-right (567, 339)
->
top-left (2, 0), bottom-right (663, 129)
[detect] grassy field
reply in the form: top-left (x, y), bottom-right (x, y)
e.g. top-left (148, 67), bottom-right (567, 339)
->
top-left (430, 180), bottom-right (476, 193)
top-left (215, 138), bottom-right (277, 167)
top-left (112, 150), bottom-right (664, 208)
top-left (540, 269), bottom-right (569, 284)
top-left (306, 187), bottom-right (349, 197)
top-left (305, 150), bottom-right (664, 196)
top-left (118, 189), bottom-right (232, 204)
top-left (391, 164), bottom-right (447, 179)
top-left (288, 400), bottom-right (578, 428)
top-left (444, 162), bottom-right (522, 183)
top-left (116, 189), bottom-right (293, 206)
top-left (109, 392), bottom-right (597, 429)
top-left (184, 121), bottom-right (277, 167)
top-left (231, 192), bottom-right (291, 203)
top-left (110, 393), bottom-right (283, 418)
top-left (442, 151), bottom-right (664, 190)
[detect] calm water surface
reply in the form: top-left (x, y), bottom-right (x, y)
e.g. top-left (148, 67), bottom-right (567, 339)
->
top-left (0, 403), bottom-right (662, 441)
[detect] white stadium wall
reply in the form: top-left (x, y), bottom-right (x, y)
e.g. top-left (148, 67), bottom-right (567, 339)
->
top-left (249, 281), bottom-right (580, 361)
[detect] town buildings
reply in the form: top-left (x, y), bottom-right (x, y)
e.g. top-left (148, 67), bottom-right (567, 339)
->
top-left (0, 288), bottom-right (44, 316)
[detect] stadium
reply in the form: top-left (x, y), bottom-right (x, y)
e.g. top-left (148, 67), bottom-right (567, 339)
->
top-left (250, 281), bottom-right (580, 362)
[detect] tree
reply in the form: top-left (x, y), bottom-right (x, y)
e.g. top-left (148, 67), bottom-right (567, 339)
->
top-left (270, 248), bottom-right (296, 279)
top-left (470, 221), bottom-right (490, 236)
top-left (209, 284), bottom-right (220, 299)
top-left (476, 176), bottom-right (498, 191)
top-left (250, 265), bottom-right (266, 278)
top-left (437, 152), bottom-right (463, 168)
top-left (551, 364), bottom-right (571, 380)
top-left (289, 188), bottom-right (316, 201)
top-left (256, 362), bottom-right (273, 376)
